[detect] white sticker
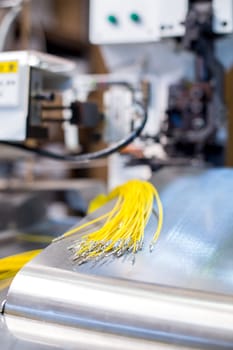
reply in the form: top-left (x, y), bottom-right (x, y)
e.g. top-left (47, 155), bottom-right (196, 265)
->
top-left (0, 72), bottom-right (19, 107)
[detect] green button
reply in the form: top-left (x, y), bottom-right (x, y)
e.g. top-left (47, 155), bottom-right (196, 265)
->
top-left (130, 13), bottom-right (141, 23)
top-left (108, 15), bottom-right (118, 25)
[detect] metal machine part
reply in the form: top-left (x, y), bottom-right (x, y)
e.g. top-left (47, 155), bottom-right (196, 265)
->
top-left (0, 51), bottom-right (75, 141)
top-left (2, 168), bottom-right (233, 349)
top-left (74, 74), bottom-right (152, 141)
top-left (166, 81), bottom-right (213, 142)
top-left (0, 53), bottom-right (148, 162)
top-left (163, 80), bottom-right (224, 161)
top-left (0, 316), bottom-right (205, 350)
top-left (161, 1), bottom-right (227, 164)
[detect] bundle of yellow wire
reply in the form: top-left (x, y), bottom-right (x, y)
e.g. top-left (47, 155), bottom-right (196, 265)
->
top-left (0, 179), bottom-right (163, 284)
top-left (60, 179), bottom-right (163, 265)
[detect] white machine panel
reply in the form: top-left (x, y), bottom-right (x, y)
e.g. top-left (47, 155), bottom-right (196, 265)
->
top-left (89, 0), bottom-right (189, 44)
top-left (0, 51), bottom-right (75, 141)
top-left (0, 52), bottom-right (30, 141)
top-left (90, 0), bottom-right (161, 44)
top-left (159, 0), bottom-right (188, 38)
top-left (89, 0), bottom-right (188, 44)
top-left (90, 0), bottom-right (233, 44)
top-left (213, 0), bottom-right (233, 34)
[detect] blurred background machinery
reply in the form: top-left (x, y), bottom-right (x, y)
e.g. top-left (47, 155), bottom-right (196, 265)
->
top-left (0, 1), bottom-right (232, 258)
top-left (0, 0), bottom-right (232, 168)
top-left (0, 1), bottom-right (233, 349)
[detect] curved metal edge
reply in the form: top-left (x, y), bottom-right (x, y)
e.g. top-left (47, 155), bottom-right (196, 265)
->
top-left (4, 264), bottom-right (233, 348)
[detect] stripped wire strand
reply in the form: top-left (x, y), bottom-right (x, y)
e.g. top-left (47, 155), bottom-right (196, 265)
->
top-left (57, 179), bottom-right (163, 265)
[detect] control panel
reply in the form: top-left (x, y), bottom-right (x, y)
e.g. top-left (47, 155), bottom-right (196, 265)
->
top-left (90, 0), bottom-right (159, 44)
top-left (89, 0), bottom-right (188, 44)
top-left (89, 0), bottom-right (233, 44)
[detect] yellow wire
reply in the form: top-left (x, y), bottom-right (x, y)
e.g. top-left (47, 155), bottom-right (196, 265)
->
top-left (0, 250), bottom-right (42, 282)
top-left (0, 234), bottom-right (51, 286)
top-left (0, 278), bottom-right (12, 291)
top-left (17, 233), bottom-right (53, 244)
top-left (0, 179), bottom-right (164, 281)
top-left (62, 179), bottom-right (164, 264)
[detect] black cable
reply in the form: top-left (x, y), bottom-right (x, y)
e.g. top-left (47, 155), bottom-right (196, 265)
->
top-left (0, 103), bottom-right (147, 163)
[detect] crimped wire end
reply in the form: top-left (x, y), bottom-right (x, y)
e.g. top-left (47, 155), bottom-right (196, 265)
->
top-left (64, 179), bottom-right (163, 265)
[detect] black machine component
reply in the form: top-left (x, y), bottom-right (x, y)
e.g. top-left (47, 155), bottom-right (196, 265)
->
top-left (163, 1), bottom-right (226, 164)
top-left (42, 101), bottom-right (100, 128)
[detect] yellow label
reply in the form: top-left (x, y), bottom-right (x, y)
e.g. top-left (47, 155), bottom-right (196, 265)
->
top-left (0, 61), bottom-right (18, 74)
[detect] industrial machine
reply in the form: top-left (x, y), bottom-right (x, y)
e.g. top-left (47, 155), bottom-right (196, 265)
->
top-left (0, 50), bottom-right (148, 163)
top-left (0, 1), bottom-right (231, 166)
top-left (1, 1), bottom-right (233, 350)
top-left (89, 0), bottom-right (233, 166)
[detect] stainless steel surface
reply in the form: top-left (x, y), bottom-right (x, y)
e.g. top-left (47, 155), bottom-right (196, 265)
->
top-left (5, 265), bottom-right (233, 349)
top-left (0, 315), bottom-right (59, 350)
top-left (3, 168), bottom-right (233, 349)
top-left (0, 316), bottom-right (203, 350)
